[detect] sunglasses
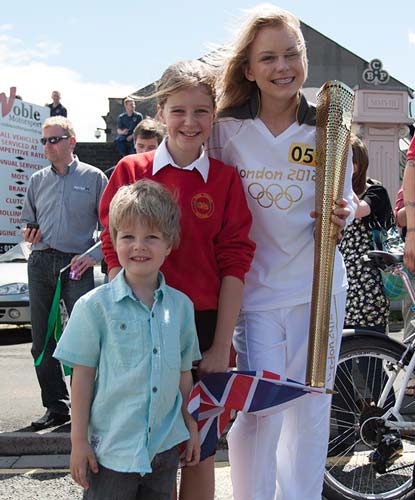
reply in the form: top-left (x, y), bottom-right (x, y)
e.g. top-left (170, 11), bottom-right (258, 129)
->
top-left (40, 135), bottom-right (69, 145)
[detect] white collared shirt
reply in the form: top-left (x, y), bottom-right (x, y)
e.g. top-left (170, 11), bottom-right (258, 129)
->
top-left (152, 138), bottom-right (210, 183)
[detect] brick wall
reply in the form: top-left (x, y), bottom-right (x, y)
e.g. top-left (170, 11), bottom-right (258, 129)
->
top-left (75, 142), bottom-right (121, 173)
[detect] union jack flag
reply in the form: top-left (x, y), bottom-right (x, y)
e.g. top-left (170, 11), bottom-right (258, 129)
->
top-left (187, 370), bottom-right (324, 461)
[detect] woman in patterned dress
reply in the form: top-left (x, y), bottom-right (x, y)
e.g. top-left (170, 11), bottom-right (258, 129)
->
top-left (340, 134), bottom-right (393, 333)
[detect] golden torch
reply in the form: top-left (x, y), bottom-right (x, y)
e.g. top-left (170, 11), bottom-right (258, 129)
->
top-left (306, 81), bottom-right (354, 388)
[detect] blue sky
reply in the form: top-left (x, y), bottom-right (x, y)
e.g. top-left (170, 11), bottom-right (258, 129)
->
top-left (1, 0), bottom-right (414, 141)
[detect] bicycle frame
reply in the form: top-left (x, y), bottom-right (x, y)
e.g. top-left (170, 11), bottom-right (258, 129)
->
top-left (370, 263), bottom-right (415, 431)
top-left (378, 348), bottom-right (415, 429)
top-left (324, 256), bottom-right (415, 500)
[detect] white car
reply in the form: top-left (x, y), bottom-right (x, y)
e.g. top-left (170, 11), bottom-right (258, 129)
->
top-left (0, 241), bottom-right (105, 326)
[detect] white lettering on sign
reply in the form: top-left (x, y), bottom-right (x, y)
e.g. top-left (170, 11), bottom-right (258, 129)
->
top-left (367, 96), bottom-right (399, 109)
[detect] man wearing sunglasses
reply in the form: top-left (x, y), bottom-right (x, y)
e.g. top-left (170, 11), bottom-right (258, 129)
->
top-left (21, 116), bottom-right (108, 430)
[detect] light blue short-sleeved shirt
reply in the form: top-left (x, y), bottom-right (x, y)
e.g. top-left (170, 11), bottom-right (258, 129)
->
top-left (54, 270), bottom-right (200, 474)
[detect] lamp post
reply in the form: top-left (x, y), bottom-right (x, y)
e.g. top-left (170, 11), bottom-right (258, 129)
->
top-left (94, 127), bottom-right (111, 140)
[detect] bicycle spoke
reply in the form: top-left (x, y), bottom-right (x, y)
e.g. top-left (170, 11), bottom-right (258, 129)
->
top-left (325, 337), bottom-right (415, 500)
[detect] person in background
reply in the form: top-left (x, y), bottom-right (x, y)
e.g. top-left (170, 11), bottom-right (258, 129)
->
top-left (395, 186), bottom-right (406, 235)
top-left (207, 5), bottom-right (354, 499)
top-left (54, 180), bottom-right (201, 499)
top-left (334, 136), bottom-right (394, 432)
top-left (399, 135), bottom-right (415, 340)
top-left (395, 185), bottom-right (415, 341)
top-left (21, 116), bottom-right (107, 430)
top-left (403, 135), bottom-right (415, 271)
top-left (48, 90), bottom-right (67, 117)
top-left (340, 134), bottom-right (393, 333)
top-left (99, 59), bottom-right (255, 500)
top-left (104, 119), bottom-right (166, 180)
top-left (133, 117), bottom-right (166, 154)
top-left (115, 96), bottom-right (143, 157)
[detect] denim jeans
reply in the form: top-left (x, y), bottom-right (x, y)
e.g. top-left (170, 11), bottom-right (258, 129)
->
top-left (83, 446), bottom-right (179, 500)
top-left (28, 249), bottom-right (94, 414)
top-left (114, 136), bottom-right (135, 157)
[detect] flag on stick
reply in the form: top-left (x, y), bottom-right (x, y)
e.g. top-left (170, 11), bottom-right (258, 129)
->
top-left (33, 241), bottom-right (102, 376)
top-left (187, 370), bottom-right (324, 461)
top-left (34, 275), bottom-right (71, 376)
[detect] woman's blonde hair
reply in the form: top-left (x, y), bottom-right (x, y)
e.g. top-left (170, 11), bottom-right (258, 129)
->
top-left (215, 4), bottom-right (307, 112)
top-left (152, 59), bottom-right (216, 109)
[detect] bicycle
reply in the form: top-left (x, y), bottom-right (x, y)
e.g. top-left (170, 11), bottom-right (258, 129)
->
top-left (324, 250), bottom-right (415, 500)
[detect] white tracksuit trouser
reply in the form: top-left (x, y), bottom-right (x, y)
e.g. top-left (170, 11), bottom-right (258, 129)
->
top-left (228, 292), bottom-right (346, 500)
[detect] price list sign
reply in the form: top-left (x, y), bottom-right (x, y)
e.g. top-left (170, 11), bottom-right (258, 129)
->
top-left (0, 87), bottom-right (49, 252)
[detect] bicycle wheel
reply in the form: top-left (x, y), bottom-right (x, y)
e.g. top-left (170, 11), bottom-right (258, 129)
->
top-left (324, 333), bottom-right (415, 500)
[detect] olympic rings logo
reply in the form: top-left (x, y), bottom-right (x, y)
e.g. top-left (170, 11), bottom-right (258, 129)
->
top-left (247, 183), bottom-right (303, 210)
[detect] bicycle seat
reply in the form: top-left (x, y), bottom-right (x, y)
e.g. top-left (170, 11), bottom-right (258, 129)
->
top-left (364, 250), bottom-right (403, 269)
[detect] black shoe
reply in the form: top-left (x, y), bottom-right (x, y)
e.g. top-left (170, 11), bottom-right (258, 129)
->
top-left (31, 410), bottom-right (70, 430)
top-left (368, 433), bottom-right (403, 474)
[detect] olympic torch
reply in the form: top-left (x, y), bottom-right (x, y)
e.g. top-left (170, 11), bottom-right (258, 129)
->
top-left (306, 81), bottom-right (354, 388)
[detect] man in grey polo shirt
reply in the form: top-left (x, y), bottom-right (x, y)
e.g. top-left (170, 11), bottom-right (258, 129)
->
top-left (21, 116), bottom-right (108, 430)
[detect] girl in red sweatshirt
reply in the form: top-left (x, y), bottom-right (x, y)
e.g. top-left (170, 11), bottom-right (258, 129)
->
top-left (99, 59), bottom-right (255, 500)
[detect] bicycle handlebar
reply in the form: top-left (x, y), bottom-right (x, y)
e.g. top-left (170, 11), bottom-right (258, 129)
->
top-left (364, 250), bottom-right (415, 307)
top-left (365, 250), bottom-right (403, 269)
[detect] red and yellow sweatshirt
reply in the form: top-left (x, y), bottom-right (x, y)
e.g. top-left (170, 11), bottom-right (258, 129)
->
top-left (99, 150), bottom-right (255, 310)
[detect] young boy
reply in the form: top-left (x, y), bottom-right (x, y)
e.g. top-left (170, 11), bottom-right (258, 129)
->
top-left (54, 180), bottom-right (201, 500)
top-left (133, 118), bottom-right (166, 154)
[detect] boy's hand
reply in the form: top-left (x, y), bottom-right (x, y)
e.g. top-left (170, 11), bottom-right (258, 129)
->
top-left (198, 343), bottom-right (230, 376)
top-left (181, 417), bottom-right (200, 467)
top-left (70, 441), bottom-right (99, 490)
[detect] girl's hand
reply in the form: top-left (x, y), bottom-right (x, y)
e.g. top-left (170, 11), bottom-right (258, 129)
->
top-left (331, 198), bottom-right (350, 229)
top-left (70, 441), bottom-right (99, 490)
top-left (310, 198), bottom-right (350, 242)
top-left (197, 343), bottom-right (231, 377)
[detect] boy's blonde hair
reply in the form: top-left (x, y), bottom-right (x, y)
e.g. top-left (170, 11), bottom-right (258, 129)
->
top-left (154, 59), bottom-right (216, 109)
top-left (43, 116), bottom-right (76, 137)
top-left (215, 4), bottom-right (308, 111)
top-left (109, 179), bottom-right (180, 248)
